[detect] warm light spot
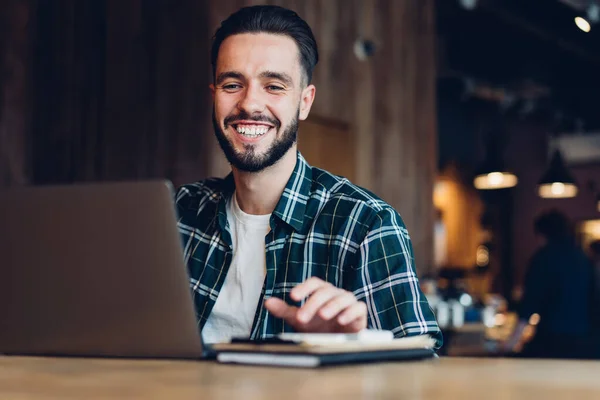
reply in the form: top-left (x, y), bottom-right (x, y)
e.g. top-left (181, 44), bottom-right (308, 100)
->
top-left (529, 313), bottom-right (541, 326)
top-left (551, 182), bottom-right (565, 195)
top-left (474, 172), bottom-right (518, 189)
top-left (487, 172), bottom-right (504, 186)
top-left (476, 245), bottom-right (489, 267)
top-left (433, 181), bottom-right (449, 201)
top-left (575, 16), bottom-right (591, 33)
top-left (580, 220), bottom-right (600, 240)
top-left (538, 182), bottom-right (578, 198)
top-left (494, 313), bottom-right (507, 326)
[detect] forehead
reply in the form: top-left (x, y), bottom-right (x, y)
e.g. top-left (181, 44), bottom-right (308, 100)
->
top-left (216, 33), bottom-right (302, 82)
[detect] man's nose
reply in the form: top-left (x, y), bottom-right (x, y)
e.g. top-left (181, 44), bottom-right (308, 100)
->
top-left (237, 84), bottom-right (266, 114)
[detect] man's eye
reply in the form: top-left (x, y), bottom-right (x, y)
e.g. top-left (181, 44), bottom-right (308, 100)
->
top-left (222, 84), bottom-right (241, 90)
top-left (267, 85), bottom-right (284, 91)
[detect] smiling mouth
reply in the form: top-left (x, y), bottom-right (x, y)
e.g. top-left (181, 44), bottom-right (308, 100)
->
top-left (231, 123), bottom-right (273, 138)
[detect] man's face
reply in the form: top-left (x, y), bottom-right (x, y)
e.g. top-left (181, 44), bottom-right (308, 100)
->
top-left (211, 33), bottom-right (315, 172)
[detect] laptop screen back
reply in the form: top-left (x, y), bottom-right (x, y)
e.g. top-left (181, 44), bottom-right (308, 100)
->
top-left (0, 180), bottom-right (204, 359)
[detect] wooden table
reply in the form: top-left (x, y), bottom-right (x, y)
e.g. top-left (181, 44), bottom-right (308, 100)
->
top-left (1, 356), bottom-right (599, 399)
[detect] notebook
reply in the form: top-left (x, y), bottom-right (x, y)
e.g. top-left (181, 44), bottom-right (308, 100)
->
top-left (212, 332), bottom-right (436, 368)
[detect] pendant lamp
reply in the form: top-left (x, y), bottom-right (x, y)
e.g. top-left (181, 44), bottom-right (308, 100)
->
top-left (473, 133), bottom-right (518, 190)
top-left (538, 149), bottom-right (578, 199)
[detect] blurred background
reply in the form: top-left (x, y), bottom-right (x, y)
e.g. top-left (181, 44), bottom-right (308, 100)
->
top-left (1, 0), bottom-right (599, 358)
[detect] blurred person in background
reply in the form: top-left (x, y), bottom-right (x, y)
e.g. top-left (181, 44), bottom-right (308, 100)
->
top-left (504, 210), bottom-right (593, 359)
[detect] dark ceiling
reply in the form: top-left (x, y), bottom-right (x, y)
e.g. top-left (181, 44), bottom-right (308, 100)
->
top-left (436, 0), bottom-right (600, 132)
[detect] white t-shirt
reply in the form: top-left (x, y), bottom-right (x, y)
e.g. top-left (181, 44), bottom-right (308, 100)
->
top-left (201, 192), bottom-right (270, 344)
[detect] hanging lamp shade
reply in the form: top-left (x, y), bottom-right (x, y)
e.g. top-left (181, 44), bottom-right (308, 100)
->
top-left (538, 149), bottom-right (578, 199)
top-left (473, 146), bottom-right (518, 190)
top-left (473, 170), bottom-right (518, 190)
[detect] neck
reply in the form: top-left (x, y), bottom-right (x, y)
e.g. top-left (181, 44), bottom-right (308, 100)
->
top-left (231, 147), bottom-right (297, 215)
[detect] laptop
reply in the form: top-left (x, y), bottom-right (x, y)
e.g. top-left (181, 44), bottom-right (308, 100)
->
top-left (0, 180), bottom-right (206, 359)
top-left (0, 180), bottom-right (435, 366)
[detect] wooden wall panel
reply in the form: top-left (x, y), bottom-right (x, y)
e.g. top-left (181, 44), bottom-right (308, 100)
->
top-left (30, 0), bottom-right (107, 184)
top-left (298, 116), bottom-right (355, 182)
top-left (20, 0), bottom-right (212, 187)
top-left (102, 0), bottom-right (212, 186)
top-left (370, 0), bottom-right (438, 274)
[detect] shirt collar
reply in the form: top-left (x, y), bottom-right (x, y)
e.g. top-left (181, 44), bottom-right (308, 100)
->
top-left (271, 152), bottom-right (312, 232)
top-left (216, 152), bottom-right (312, 233)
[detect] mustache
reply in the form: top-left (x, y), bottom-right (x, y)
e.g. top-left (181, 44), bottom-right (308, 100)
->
top-left (224, 111), bottom-right (280, 129)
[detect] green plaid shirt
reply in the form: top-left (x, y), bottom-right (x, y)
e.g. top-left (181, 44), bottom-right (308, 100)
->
top-left (175, 152), bottom-right (442, 349)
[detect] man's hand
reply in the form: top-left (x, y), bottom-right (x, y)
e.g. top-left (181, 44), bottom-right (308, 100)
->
top-left (264, 277), bottom-right (367, 333)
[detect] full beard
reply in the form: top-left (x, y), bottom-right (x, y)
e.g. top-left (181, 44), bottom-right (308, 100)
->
top-left (212, 108), bottom-right (299, 173)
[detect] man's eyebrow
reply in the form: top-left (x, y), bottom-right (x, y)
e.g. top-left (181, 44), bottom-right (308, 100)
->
top-left (259, 71), bottom-right (293, 86)
top-left (216, 71), bottom-right (244, 85)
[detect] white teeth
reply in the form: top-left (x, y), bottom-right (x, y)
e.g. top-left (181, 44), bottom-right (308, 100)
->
top-left (235, 125), bottom-right (269, 137)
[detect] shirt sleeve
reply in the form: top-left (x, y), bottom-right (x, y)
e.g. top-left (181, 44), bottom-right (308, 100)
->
top-left (345, 207), bottom-right (443, 350)
top-left (174, 185), bottom-right (197, 223)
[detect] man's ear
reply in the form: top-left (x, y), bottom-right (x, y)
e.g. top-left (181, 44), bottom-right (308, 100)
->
top-left (299, 84), bottom-right (316, 121)
top-left (210, 84), bottom-right (215, 101)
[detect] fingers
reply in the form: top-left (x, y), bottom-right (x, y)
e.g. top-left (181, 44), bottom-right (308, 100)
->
top-left (318, 291), bottom-right (357, 321)
top-left (296, 286), bottom-right (343, 323)
top-left (265, 277), bottom-right (368, 334)
top-left (336, 301), bottom-right (368, 329)
top-left (290, 277), bottom-right (330, 302)
top-left (264, 297), bottom-right (298, 323)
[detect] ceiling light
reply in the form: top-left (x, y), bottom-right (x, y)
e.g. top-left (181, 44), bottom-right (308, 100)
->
top-left (538, 149), bottom-right (578, 199)
top-left (575, 16), bottom-right (591, 32)
top-left (473, 141), bottom-right (517, 190)
top-left (474, 172), bottom-right (518, 190)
